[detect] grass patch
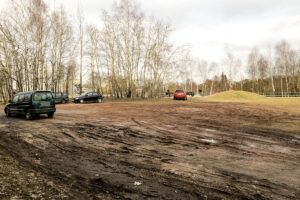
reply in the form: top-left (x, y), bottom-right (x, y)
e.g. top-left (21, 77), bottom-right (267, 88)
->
top-left (208, 90), bottom-right (265, 101)
top-left (191, 90), bottom-right (300, 112)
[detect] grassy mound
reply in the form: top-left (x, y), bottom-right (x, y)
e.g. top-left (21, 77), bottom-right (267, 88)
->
top-left (208, 90), bottom-right (265, 101)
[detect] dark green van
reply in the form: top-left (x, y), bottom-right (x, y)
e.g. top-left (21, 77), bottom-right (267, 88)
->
top-left (52, 92), bottom-right (69, 104)
top-left (4, 90), bottom-right (56, 120)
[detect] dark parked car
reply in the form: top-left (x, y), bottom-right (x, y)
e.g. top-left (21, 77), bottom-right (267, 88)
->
top-left (72, 92), bottom-right (103, 104)
top-left (186, 91), bottom-right (195, 96)
top-left (4, 90), bottom-right (56, 120)
top-left (52, 92), bottom-right (69, 104)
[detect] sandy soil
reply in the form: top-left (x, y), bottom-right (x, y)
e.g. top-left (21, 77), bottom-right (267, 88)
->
top-left (0, 101), bottom-right (299, 199)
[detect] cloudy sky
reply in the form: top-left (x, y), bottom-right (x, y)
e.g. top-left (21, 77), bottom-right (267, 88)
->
top-left (1, 0), bottom-right (300, 66)
top-left (46, 0), bottom-right (300, 65)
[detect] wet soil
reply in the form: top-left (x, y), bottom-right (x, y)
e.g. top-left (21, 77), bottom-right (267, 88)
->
top-left (0, 101), bottom-right (299, 199)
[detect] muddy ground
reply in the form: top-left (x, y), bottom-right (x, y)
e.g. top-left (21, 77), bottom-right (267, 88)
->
top-left (0, 100), bottom-right (299, 199)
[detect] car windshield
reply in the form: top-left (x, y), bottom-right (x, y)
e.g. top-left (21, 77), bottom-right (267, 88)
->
top-left (175, 90), bottom-right (184, 93)
top-left (55, 93), bottom-right (61, 97)
top-left (34, 92), bottom-right (53, 101)
top-left (12, 95), bottom-right (19, 103)
top-left (81, 92), bottom-right (88, 96)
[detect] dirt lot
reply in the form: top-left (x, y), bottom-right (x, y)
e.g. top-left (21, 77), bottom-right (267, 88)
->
top-left (0, 100), bottom-right (299, 199)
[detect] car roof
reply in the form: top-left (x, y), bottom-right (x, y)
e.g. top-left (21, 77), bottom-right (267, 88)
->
top-left (16, 90), bottom-right (52, 95)
top-left (32, 90), bottom-right (52, 92)
top-left (15, 91), bottom-right (33, 95)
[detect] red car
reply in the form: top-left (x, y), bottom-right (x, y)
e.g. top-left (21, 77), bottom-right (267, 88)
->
top-left (174, 90), bottom-right (187, 100)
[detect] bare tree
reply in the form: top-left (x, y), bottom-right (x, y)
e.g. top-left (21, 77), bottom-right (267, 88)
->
top-left (266, 45), bottom-right (276, 95)
top-left (257, 55), bottom-right (268, 94)
top-left (248, 47), bottom-right (260, 93)
top-left (198, 60), bottom-right (208, 94)
top-left (275, 40), bottom-right (290, 95)
top-left (224, 46), bottom-right (236, 90)
top-left (77, 8), bottom-right (84, 94)
top-left (209, 62), bottom-right (218, 95)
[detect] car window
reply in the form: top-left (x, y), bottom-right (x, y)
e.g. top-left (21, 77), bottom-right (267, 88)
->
top-left (18, 94), bottom-right (25, 103)
top-left (53, 93), bottom-right (60, 97)
top-left (34, 92), bottom-right (53, 101)
top-left (87, 93), bottom-right (93, 96)
top-left (175, 90), bottom-right (184, 93)
top-left (92, 93), bottom-right (98, 96)
top-left (63, 93), bottom-right (67, 96)
top-left (13, 95), bottom-right (19, 103)
top-left (24, 94), bottom-right (31, 102)
top-left (34, 93), bottom-right (43, 101)
top-left (47, 93), bottom-right (53, 99)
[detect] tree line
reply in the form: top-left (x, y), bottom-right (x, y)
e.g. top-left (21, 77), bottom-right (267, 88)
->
top-left (1, 0), bottom-right (299, 103)
top-left (0, 0), bottom-right (76, 101)
top-left (171, 40), bottom-right (300, 97)
top-left (0, 0), bottom-right (180, 102)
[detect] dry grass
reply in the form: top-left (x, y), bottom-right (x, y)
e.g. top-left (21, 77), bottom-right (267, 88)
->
top-left (191, 90), bottom-right (300, 113)
top-left (207, 90), bottom-right (265, 101)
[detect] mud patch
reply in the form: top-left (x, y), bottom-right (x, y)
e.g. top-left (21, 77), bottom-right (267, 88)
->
top-left (0, 101), bottom-right (299, 199)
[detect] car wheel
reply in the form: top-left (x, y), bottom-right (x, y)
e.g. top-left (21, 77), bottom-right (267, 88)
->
top-left (5, 109), bottom-right (11, 117)
top-left (80, 99), bottom-right (84, 104)
top-left (48, 113), bottom-right (54, 118)
top-left (184, 97), bottom-right (187, 100)
top-left (173, 97), bottom-right (176, 100)
top-left (25, 112), bottom-right (33, 120)
top-left (62, 100), bottom-right (66, 104)
top-left (98, 98), bottom-right (102, 103)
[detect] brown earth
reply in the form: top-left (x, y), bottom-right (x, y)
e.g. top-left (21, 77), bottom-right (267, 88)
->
top-left (0, 100), bottom-right (299, 199)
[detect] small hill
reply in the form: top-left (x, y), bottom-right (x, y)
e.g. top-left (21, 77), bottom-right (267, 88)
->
top-left (208, 90), bottom-right (265, 101)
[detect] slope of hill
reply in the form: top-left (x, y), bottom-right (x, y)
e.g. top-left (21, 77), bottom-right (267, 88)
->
top-left (208, 90), bottom-right (265, 101)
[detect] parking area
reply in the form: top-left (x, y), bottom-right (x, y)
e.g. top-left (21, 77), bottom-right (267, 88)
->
top-left (0, 101), bottom-right (299, 199)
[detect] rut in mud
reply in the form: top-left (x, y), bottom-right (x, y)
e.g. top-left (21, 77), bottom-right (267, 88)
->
top-left (0, 101), bottom-right (299, 199)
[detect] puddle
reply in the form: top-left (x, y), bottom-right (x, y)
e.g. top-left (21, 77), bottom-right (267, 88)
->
top-left (0, 124), bottom-right (7, 128)
top-left (249, 143), bottom-right (256, 148)
top-left (59, 120), bottom-right (73, 124)
top-left (201, 139), bottom-right (217, 144)
top-left (204, 128), bottom-right (218, 133)
top-left (274, 147), bottom-right (290, 153)
top-left (164, 125), bottom-right (175, 128)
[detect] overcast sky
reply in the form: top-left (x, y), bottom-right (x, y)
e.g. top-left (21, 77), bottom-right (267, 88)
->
top-left (1, 0), bottom-right (300, 67)
top-left (49, 0), bottom-right (300, 65)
